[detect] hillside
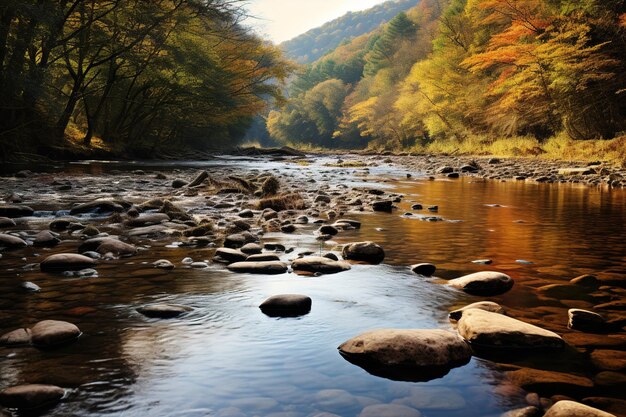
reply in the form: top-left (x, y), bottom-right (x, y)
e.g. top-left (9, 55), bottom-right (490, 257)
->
top-left (280, 0), bottom-right (420, 63)
top-left (266, 0), bottom-right (626, 161)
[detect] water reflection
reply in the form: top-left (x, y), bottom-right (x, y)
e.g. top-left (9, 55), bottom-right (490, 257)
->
top-left (0, 160), bottom-right (624, 416)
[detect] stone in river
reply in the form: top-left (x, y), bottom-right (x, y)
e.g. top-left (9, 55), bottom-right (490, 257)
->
top-left (448, 301), bottom-right (505, 321)
top-left (570, 274), bottom-right (601, 290)
top-left (501, 406), bottom-right (542, 417)
top-left (393, 386), bottom-right (466, 410)
top-left (457, 309), bottom-right (564, 349)
top-left (0, 233), bottom-right (28, 249)
top-left (246, 253), bottom-right (280, 262)
top-left (20, 281), bottom-right (41, 292)
top-left (240, 243), bottom-right (262, 255)
top-left (69, 199), bottom-right (126, 215)
top-left (259, 294), bottom-right (312, 317)
top-left (543, 400), bottom-right (616, 417)
top-left (213, 248), bottom-right (248, 263)
top-left (124, 213), bottom-right (170, 227)
top-left (0, 217), bottom-right (16, 228)
top-left (171, 179), bottom-right (188, 188)
top-left (30, 320), bottom-right (81, 348)
top-left (280, 224), bottom-right (297, 233)
top-left (318, 225), bottom-right (339, 236)
top-left (372, 201), bottom-right (393, 212)
top-left (0, 204), bottom-right (34, 218)
top-left (410, 263), bottom-right (436, 276)
top-left (153, 259), bottom-right (175, 270)
top-left (0, 328), bottom-right (32, 346)
top-left (0, 384), bottom-right (65, 410)
top-left (40, 253), bottom-right (96, 272)
top-left (137, 304), bottom-right (193, 318)
top-left (568, 309), bottom-right (606, 332)
top-left (472, 259), bottom-right (493, 265)
top-left (227, 261), bottom-right (288, 275)
top-left (342, 241), bottom-right (385, 264)
top-left (292, 257), bottom-right (351, 275)
top-left (338, 329), bottom-right (472, 382)
top-left (33, 230), bottom-right (60, 247)
top-left (78, 237), bottom-right (137, 257)
top-left (448, 271), bottom-right (514, 296)
top-left (359, 404), bottom-right (421, 417)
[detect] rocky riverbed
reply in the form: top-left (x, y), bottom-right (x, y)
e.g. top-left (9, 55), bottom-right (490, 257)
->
top-left (0, 154), bottom-right (624, 417)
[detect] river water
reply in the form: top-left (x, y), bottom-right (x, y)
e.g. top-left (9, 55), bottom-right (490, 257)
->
top-left (0, 157), bottom-right (624, 417)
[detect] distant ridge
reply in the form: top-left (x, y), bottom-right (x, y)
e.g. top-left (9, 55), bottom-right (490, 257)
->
top-left (280, 0), bottom-right (420, 63)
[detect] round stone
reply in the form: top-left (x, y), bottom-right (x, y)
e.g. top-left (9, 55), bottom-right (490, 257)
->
top-left (30, 320), bottom-right (81, 348)
top-left (259, 294), bottom-right (312, 317)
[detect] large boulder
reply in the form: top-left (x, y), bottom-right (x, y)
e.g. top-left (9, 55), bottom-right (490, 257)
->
top-left (227, 261), bottom-right (288, 275)
top-left (457, 309), bottom-right (564, 349)
top-left (448, 271), bottom-right (513, 296)
top-left (30, 320), bottom-right (81, 348)
top-left (292, 257), bottom-right (351, 275)
top-left (0, 204), bottom-right (34, 218)
top-left (0, 233), bottom-right (28, 250)
top-left (0, 384), bottom-right (65, 410)
top-left (78, 237), bottom-right (137, 257)
top-left (342, 242), bottom-right (385, 264)
top-left (40, 253), bottom-right (96, 272)
top-left (448, 301), bottom-right (505, 321)
top-left (543, 400), bottom-right (616, 417)
top-left (259, 294), bottom-right (312, 317)
top-left (136, 304), bottom-right (193, 318)
top-left (338, 329), bottom-right (472, 381)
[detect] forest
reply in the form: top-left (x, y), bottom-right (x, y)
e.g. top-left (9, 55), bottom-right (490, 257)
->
top-left (268, 0), bottom-right (626, 159)
top-left (0, 0), bottom-right (291, 161)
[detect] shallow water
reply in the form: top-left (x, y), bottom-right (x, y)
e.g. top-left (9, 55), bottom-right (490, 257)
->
top-left (0, 158), bottom-right (625, 417)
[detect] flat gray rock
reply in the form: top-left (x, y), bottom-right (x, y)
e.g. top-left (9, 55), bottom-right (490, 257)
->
top-left (457, 309), bottom-right (564, 349)
top-left (227, 261), bottom-right (288, 275)
top-left (448, 271), bottom-right (513, 296)
top-left (338, 329), bottom-right (472, 381)
top-left (292, 256), bottom-right (351, 274)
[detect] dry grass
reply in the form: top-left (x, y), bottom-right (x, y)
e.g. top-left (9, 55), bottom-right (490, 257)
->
top-left (257, 193), bottom-right (306, 212)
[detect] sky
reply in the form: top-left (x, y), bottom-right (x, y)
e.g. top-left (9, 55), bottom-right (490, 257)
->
top-left (245, 0), bottom-right (388, 44)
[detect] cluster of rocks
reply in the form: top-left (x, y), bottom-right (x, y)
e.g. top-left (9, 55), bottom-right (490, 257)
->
top-left (374, 154), bottom-right (626, 187)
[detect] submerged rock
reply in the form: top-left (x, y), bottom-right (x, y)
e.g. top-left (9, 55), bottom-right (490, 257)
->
top-left (448, 301), bottom-right (505, 321)
top-left (0, 384), bottom-right (65, 410)
top-left (259, 294), bottom-right (312, 317)
top-left (40, 253), bottom-right (96, 272)
top-left (292, 256), bottom-right (351, 275)
top-left (227, 261), bottom-right (288, 275)
top-left (506, 368), bottom-right (594, 396)
top-left (338, 329), bottom-right (472, 381)
top-left (457, 309), bottom-right (564, 349)
top-left (30, 320), bottom-right (81, 348)
top-left (448, 271), bottom-right (513, 296)
top-left (342, 241), bottom-right (385, 264)
top-left (137, 304), bottom-right (193, 318)
top-left (359, 404), bottom-right (421, 417)
top-left (501, 406), bottom-right (542, 417)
